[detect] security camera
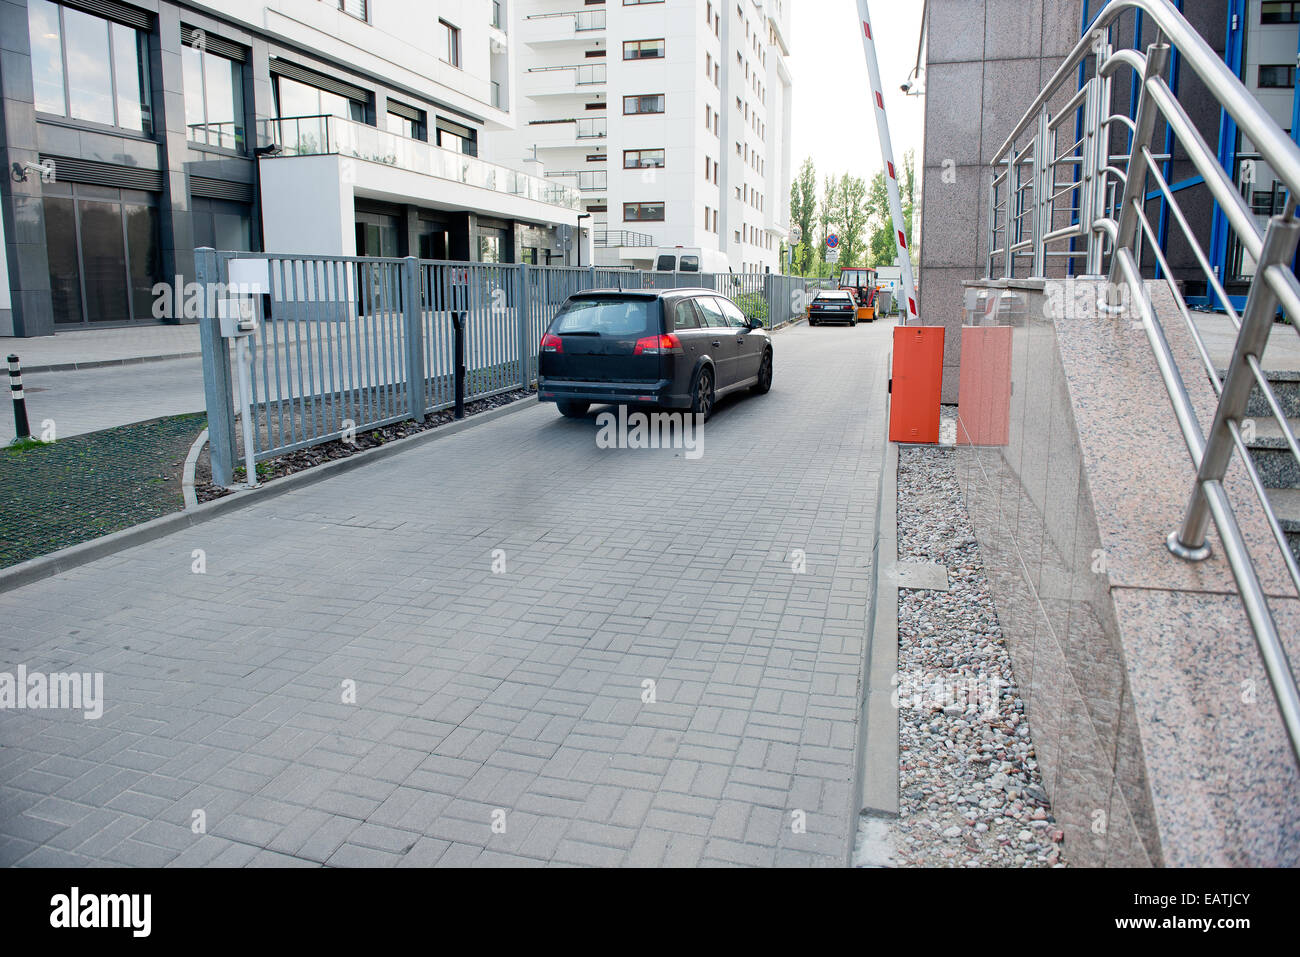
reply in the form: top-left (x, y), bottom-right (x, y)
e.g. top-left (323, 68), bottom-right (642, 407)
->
top-left (900, 80), bottom-right (913, 94)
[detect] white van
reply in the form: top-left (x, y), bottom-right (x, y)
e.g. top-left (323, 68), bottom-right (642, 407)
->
top-left (653, 247), bottom-right (731, 273)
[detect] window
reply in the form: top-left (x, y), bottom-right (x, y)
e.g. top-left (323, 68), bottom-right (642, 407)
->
top-left (624, 202), bottom-right (664, 221)
top-left (717, 297), bottom-right (748, 327)
top-left (275, 75), bottom-right (366, 123)
top-left (625, 149), bottom-right (665, 168)
top-left (28, 0), bottom-right (152, 134)
top-left (695, 296), bottom-right (727, 327)
top-left (1253, 187), bottom-right (1285, 216)
top-left (386, 110), bottom-right (426, 140)
top-left (441, 19), bottom-right (461, 67)
top-left (674, 300), bottom-right (701, 330)
top-left (625, 0), bottom-right (665, 4)
top-left (184, 44), bottom-right (246, 151)
top-left (586, 153), bottom-right (607, 162)
top-left (624, 39), bottom-right (666, 60)
top-left (1259, 64), bottom-right (1296, 88)
top-left (43, 182), bottom-right (161, 325)
top-left (1262, 2), bottom-right (1300, 23)
top-left (585, 102), bottom-right (607, 110)
top-left (337, 0), bottom-right (369, 20)
top-left (624, 94), bottom-right (665, 114)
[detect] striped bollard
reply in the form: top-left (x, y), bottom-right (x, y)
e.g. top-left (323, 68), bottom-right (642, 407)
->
top-left (8, 355), bottom-right (31, 442)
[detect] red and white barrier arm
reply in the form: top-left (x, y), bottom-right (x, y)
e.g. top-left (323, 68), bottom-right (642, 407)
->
top-left (856, 0), bottom-right (919, 325)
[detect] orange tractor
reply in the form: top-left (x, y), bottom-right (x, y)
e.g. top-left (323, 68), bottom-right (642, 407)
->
top-left (838, 266), bottom-right (878, 321)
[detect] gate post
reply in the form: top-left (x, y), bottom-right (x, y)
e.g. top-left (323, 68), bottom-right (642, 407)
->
top-left (197, 247), bottom-right (237, 486)
top-left (403, 256), bottom-right (425, 421)
top-left (517, 263), bottom-right (532, 390)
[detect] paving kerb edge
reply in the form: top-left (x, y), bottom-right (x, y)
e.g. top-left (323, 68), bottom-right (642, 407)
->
top-left (19, 352), bottom-right (205, 375)
top-left (0, 395), bottom-right (539, 595)
top-left (845, 346), bottom-right (898, 865)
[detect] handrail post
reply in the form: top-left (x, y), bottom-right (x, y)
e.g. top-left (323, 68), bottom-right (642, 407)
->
top-left (1033, 110), bottom-right (1050, 276)
top-left (1001, 155), bottom-right (1014, 278)
top-left (1170, 207), bottom-right (1300, 558)
top-left (1107, 43), bottom-right (1170, 285)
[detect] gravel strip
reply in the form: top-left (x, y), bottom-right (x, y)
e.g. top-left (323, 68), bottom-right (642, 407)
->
top-left (884, 411), bottom-right (1068, 867)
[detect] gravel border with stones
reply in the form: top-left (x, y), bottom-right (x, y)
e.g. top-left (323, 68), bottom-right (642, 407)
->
top-left (891, 416), bottom-right (1068, 867)
top-left (194, 389), bottom-right (532, 503)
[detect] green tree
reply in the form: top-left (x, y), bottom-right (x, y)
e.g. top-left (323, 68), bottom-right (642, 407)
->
top-left (816, 173), bottom-right (838, 274)
top-left (833, 175), bottom-right (869, 268)
top-left (864, 150), bottom-right (918, 268)
top-left (788, 158), bottom-right (818, 275)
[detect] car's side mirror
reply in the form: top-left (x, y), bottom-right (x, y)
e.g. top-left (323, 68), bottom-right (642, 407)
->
top-left (748, 317), bottom-right (764, 329)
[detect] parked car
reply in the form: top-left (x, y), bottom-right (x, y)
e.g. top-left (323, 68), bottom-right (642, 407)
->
top-left (538, 289), bottom-right (773, 420)
top-left (808, 290), bottom-right (859, 326)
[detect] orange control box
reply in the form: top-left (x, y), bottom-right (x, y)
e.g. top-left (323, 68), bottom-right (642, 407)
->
top-left (889, 326), bottom-right (945, 444)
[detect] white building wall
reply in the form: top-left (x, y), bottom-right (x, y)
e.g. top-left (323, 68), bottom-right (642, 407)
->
top-left (498, 0), bottom-right (792, 271)
top-left (192, 0), bottom-right (512, 127)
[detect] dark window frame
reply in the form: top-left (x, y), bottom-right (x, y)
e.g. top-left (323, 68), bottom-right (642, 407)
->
top-left (624, 201), bottom-right (665, 222)
top-left (624, 148), bottom-right (665, 169)
top-left (623, 38), bottom-right (666, 60)
top-left (623, 94), bottom-right (665, 114)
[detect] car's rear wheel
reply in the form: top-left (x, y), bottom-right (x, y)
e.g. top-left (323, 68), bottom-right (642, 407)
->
top-left (692, 367), bottom-right (715, 420)
top-left (751, 349), bottom-right (773, 394)
top-left (557, 400), bottom-right (589, 418)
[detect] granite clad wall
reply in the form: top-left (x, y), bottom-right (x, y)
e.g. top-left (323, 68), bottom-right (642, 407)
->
top-left (919, 0), bottom-right (1085, 402)
top-left (955, 279), bottom-right (1300, 867)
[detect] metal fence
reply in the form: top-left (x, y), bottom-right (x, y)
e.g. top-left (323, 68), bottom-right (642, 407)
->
top-left (197, 249), bottom-right (812, 485)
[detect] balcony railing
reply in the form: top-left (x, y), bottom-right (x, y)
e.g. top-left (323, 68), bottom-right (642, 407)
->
top-left (188, 121), bottom-right (245, 152)
top-left (547, 170), bottom-right (607, 191)
top-left (576, 117), bottom-right (607, 139)
top-left (528, 63), bottom-right (607, 86)
top-left (595, 229), bottom-right (654, 247)
top-left (260, 114), bottom-right (582, 211)
top-left (525, 9), bottom-right (607, 32)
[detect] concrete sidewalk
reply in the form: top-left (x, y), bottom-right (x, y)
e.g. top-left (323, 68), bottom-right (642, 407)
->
top-left (2, 324), bottom-right (200, 373)
top-left (0, 358), bottom-right (205, 444)
top-left (0, 320), bottom-right (892, 868)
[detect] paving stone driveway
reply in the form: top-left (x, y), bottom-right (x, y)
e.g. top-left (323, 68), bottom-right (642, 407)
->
top-left (0, 320), bottom-right (891, 867)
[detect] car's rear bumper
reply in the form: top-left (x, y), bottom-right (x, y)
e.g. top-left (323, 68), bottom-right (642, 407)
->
top-left (538, 378), bottom-right (689, 408)
top-left (811, 311), bottom-right (856, 323)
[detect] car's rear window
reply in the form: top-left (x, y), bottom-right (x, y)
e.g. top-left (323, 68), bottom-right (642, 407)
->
top-left (817, 292), bottom-right (853, 301)
top-left (552, 298), bottom-right (656, 336)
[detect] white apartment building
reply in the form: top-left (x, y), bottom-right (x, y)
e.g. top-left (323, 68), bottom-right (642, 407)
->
top-left (492, 0), bottom-right (794, 272)
top-left (1, 0), bottom-right (584, 335)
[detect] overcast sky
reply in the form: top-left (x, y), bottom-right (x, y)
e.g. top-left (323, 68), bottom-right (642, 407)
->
top-left (787, 0), bottom-right (927, 189)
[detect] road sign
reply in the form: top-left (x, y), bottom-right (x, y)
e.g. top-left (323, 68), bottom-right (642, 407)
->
top-left (827, 248), bottom-right (840, 264)
top-left (791, 224), bottom-right (803, 244)
top-left (826, 234), bottom-right (840, 250)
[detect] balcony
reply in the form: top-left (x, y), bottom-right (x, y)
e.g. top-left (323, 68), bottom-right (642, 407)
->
top-left (595, 229), bottom-right (654, 248)
top-left (525, 117), bottom-right (607, 150)
top-left (522, 9), bottom-right (606, 45)
top-left (259, 114), bottom-right (582, 211)
top-left (547, 170), bottom-right (608, 191)
top-left (524, 63), bottom-right (607, 98)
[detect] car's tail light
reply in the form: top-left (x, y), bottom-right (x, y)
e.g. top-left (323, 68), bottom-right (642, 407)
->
top-left (633, 333), bottom-right (683, 355)
top-left (541, 333), bottom-right (563, 353)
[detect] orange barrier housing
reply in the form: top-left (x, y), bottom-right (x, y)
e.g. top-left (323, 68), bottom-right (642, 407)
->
top-left (889, 325), bottom-right (945, 444)
top-left (956, 325), bottom-right (1012, 446)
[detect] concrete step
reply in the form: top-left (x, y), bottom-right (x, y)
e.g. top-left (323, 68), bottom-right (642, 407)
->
top-left (1264, 486), bottom-right (1300, 564)
top-left (1216, 367), bottom-right (1300, 418)
top-left (1245, 418), bottom-right (1300, 490)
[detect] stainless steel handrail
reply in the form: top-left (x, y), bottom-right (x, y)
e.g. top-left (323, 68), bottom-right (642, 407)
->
top-left (984, 0), bottom-right (1300, 763)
